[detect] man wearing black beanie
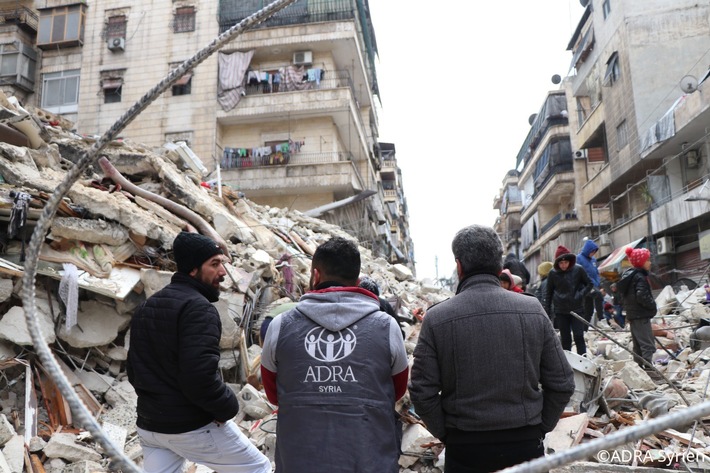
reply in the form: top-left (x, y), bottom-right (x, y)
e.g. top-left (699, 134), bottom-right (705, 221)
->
top-left (127, 232), bottom-right (270, 473)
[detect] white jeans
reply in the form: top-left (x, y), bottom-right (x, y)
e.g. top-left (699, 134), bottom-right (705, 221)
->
top-left (137, 421), bottom-right (271, 473)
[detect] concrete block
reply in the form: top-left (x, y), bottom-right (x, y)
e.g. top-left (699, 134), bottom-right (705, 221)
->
top-left (618, 362), bottom-right (656, 390)
top-left (0, 416), bottom-right (15, 447)
top-left (0, 279), bottom-right (13, 303)
top-left (57, 300), bottom-right (131, 348)
top-left (237, 384), bottom-right (272, 420)
top-left (62, 460), bottom-right (105, 473)
top-left (2, 435), bottom-right (24, 473)
top-left (28, 436), bottom-right (46, 453)
top-left (0, 450), bottom-right (11, 473)
top-left (398, 424), bottom-right (435, 468)
top-left (74, 370), bottom-right (114, 394)
top-left (43, 433), bottom-right (102, 462)
top-left (104, 380), bottom-right (137, 408)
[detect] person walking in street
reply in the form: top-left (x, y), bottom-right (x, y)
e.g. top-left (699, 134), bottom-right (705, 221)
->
top-left (545, 245), bottom-right (593, 355)
top-left (610, 283), bottom-right (625, 327)
top-left (261, 237), bottom-right (409, 473)
top-left (499, 268), bottom-right (524, 293)
top-left (410, 225), bottom-right (575, 473)
top-left (127, 232), bottom-right (270, 473)
top-left (616, 247), bottom-right (657, 369)
top-left (577, 238), bottom-right (603, 327)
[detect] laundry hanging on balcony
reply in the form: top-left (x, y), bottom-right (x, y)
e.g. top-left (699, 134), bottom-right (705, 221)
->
top-left (221, 140), bottom-right (304, 169)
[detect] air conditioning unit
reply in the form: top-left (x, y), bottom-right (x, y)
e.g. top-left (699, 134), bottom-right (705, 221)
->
top-left (657, 236), bottom-right (674, 255)
top-left (686, 149), bottom-right (700, 168)
top-left (293, 50), bottom-right (313, 66)
top-left (574, 149), bottom-right (588, 159)
top-left (108, 37), bottom-right (125, 52)
top-left (598, 233), bottom-right (611, 246)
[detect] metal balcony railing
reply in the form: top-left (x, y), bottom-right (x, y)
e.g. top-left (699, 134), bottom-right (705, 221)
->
top-left (539, 211), bottom-right (578, 236)
top-left (0, 6), bottom-right (39, 31)
top-left (221, 150), bottom-right (351, 170)
top-left (244, 69), bottom-right (352, 97)
top-left (219, 0), bottom-right (355, 32)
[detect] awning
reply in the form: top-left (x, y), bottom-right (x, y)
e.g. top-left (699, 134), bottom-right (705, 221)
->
top-left (597, 238), bottom-right (644, 278)
top-left (102, 78), bottom-right (123, 89)
top-left (174, 72), bottom-right (192, 86)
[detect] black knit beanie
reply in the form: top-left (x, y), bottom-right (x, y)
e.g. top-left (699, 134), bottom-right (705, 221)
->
top-left (173, 232), bottom-right (223, 274)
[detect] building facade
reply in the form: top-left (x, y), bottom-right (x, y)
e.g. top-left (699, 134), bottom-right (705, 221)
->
top-left (497, 0), bottom-right (710, 288)
top-left (0, 0), bottom-right (415, 270)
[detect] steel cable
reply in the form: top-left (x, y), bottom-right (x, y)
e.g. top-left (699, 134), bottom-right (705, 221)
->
top-left (20, 1), bottom-right (298, 471)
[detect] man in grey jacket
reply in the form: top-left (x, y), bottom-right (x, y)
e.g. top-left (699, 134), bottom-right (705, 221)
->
top-left (410, 225), bottom-right (575, 473)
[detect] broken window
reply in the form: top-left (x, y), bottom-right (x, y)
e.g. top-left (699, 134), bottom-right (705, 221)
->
top-left (603, 52), bottom-right (620, 87)
top-left (41, 69), bottom-right (80, 114)
top-left (37, 5), bottom-right (86, 48)
top-left (101, 71), bottom-right (125, 104)
top-left (170, 63), bottom-right (192, 96)
top-left (174, 7), bottom-right (196, 33)
top-left (106, 15), bottom-right (127, 40)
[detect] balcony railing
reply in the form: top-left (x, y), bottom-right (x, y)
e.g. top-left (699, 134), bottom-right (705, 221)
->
top-left (0, 6), bottom-right (39, 32)
top-left (539, 212), bottom-right (578, 236)
top-left (221, 151), bottom-right (351, 170)
top-left (244, 69), bottom-right (352, 97)
top-left (219, 0), bottom-right (356, 32)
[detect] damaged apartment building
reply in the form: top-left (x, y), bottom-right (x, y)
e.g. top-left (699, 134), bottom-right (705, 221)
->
top-left (495, 0), bottom-right (710, 290)
top-left (0, 0), bottom-right (414, 272)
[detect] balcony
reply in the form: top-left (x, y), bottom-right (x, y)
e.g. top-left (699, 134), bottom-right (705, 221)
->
top-left (649, 174), bottom-right (710, 234)
top-left (220, 151), bottom-right (361, 197)
top-left (219, 0), bottom-right (355, 33)
top-left (524, 214), bottom-right (579, 255)
top-left (221, 150), bottom-right (350, 169)
top-left (521, 166), bottom-right (575, 221)
top-left (0, 6), bottom-right (38, 33)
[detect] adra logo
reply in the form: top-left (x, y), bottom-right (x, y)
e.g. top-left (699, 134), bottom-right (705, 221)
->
top-left (304, 327), bottom-right (356, 362)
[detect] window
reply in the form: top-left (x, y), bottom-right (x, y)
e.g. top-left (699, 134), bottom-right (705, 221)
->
top-left (41, 70), bottom-right (80, 114)
top-left (174, 7), bottom-right (195, 33)
top-left (170, 63), bottom-right (192, 96)
top-left (106, 15), bottom-right (127, 40)
top-left (602, 0), bottom-right (611, 19)
top-left (603, 52), bottom-right (620, 86)
top-left (101, 70), bottom-right (125, 104)
top-left (38, 5), bottom-right (86, 48)
top-left (617, 120), bottom-right (628, 149)
top-left (0, 42), bottom-right (36, 91)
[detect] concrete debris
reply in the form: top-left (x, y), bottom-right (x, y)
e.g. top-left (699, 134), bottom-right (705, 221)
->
top-left (2, 106), bottom-right (710, 472)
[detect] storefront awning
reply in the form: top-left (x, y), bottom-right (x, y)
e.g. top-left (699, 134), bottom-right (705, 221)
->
top-left (597, 238), bottom-right (644, 279)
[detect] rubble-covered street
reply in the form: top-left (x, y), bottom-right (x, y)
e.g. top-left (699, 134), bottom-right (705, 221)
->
top-left (2, 100), bottom-right (710, 473)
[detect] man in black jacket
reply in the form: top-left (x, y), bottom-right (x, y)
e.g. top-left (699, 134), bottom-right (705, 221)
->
top-left (545, 245), bottom-right (593, 355)
top-left (127, 232), bottom-right (270, 473)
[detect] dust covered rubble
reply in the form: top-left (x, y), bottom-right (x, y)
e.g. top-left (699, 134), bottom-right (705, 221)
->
top-left (0, 115), bottom-right (454, 472)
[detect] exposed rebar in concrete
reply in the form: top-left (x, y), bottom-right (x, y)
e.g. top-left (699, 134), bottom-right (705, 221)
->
top-left (20, 1), bottom-right (298, 471)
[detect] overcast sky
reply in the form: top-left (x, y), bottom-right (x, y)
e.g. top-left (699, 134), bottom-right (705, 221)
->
top-left (368, 1), bottom-right (587, 282)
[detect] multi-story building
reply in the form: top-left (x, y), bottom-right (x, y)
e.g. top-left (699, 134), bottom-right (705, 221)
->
top-left (4, 0), bottom-right (414, 268)
top-left (497, 0), bottom-right (710, 288)
top-left (493, 170), bottom-right (523, 258)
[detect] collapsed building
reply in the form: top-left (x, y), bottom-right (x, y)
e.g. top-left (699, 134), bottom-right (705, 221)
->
top-left (2, 103), bottom-right (710, 473)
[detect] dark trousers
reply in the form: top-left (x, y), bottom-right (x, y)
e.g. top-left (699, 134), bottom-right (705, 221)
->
top-left (445, 438), bottom-right (545, 473)
top-left (629, 318), bottom-right (656, 366)
top-left (584, 291), bottom-right (603, 326)
top-left (556, 312), bottom-right (586, 355)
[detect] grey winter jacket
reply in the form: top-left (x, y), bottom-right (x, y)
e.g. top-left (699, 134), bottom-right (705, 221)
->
top-left (409, 274), bottom-right (575, 441)
top-left (261, 288), bottom-right (408, 473)
top-left (617, 268), bottom-right (657, 320)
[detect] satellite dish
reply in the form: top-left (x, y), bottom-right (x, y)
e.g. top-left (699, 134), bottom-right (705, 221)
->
top-left (551, 74), bottom-right (562, 85)
top-left (680, 75), bottom-right (699, 94)
top-left (528, 113), bottom-right (537, 126)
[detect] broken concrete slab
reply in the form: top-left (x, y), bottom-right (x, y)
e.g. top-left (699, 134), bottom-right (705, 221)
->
top-left (0, 451), bottom-right (10, 473)
top-left (0, 303), bottom-right (56, 346)
top-left (57, 300), bottom-right (131, 348)
top-left (618, 363), bottom-right (657, 391)
top-left (61, 460), bottom-right (106, 473)
top-left (0, 416), bottom-right (14, 447)
top-left (2, 435), bottom-right (24, 473)
top-left (139, 268), bottom-right (173, 299)
top-left (73, 370), bottom-right (114, 395)
top-left (104, 380), bottom-right (137, 408)
top-left (398, 424), bottom-right (436, 468)
top-left (43, 433), bottom-right (102, 462)
top-left (545, 413), bottom-right (588, 454)
top-left (50, 217), bottom-right (130, 246)
top-left (0, 279), bottom-right (13, 303)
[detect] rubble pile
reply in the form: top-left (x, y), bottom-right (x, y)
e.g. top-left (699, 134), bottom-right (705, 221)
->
top-left (0, 102), bottom-right (453, 472)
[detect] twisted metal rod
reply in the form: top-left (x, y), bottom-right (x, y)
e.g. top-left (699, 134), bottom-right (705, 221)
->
top-left (20, 1), bottom-right (298, 471)
top-left (500, 400), bottom-right (710, 473)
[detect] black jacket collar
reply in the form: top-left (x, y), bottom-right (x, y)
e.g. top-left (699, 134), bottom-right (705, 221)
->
top-left (171, 272), bottom-right (220, 302)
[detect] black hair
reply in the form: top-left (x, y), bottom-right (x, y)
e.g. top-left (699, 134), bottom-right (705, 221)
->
top-left (312, 237), bottom-right (360, 284)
